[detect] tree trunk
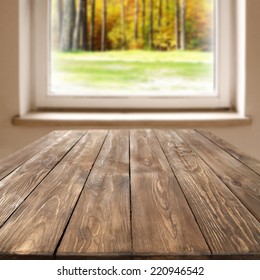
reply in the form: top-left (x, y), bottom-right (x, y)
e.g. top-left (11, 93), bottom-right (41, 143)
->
top-left (175, 0), bottom-right (180, 50)
top-left (158, 0), bottom-right (162, 27)
top-left (166, 0), bottom-right (169, 27)
top-left (90, 0), bottom-right (96, 51)
top-left (142, 0), bottom-right (146, 42)
top-left (60, 0), bottom-right (76, 51)
top-left (134, 0), bottom-right (139, 42)
top-left (149, 0), bottom-right (154, 49)
top-left (82, 0), bottom-right (88, 50)
top-left (120, 0), bottom-right (126, 50)
top-left (72, 0), bottom-right (85, 50)
top-left (180, 0), bottom-right (186, 50)
top-left (101, 0), bottom-right (107, 51)
top-left (58, 0), bottom-right (63, 49)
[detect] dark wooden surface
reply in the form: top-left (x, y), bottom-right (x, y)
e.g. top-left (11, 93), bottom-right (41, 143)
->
top-left (0, 129), bottom-right (259, 259)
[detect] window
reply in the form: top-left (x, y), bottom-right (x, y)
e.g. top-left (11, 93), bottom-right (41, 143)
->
top-left (33, 0), bottom-right (234, 109)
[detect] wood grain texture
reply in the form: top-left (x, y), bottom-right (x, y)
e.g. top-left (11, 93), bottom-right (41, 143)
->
top-left (0, 131), bottom-right (67, 181)
top-left (130, 129), bottom-right (209, 256)
top-left (177, 129), bottom-right (260, 221)
top-left (0, 130), bottom-right (107, 257)
top-left (0, 130), bottom-right (85, 227)
top-left (155, 129), bottom-right (260, 255)
top-left (0, 129), bottom-right (259, 259)
top-left (57, 130), bottom-right (131, 257)
top-left (197, 129), bottom-right (260, 175)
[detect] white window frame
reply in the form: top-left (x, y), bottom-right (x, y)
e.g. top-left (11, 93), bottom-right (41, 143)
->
top-left (33, 0), bottom-right (234, 110)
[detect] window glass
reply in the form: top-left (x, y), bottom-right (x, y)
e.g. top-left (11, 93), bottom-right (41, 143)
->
top-left (50, 0), bottom-right (215, 96)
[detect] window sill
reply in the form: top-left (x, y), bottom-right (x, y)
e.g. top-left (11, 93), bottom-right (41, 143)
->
top-left (12, 111), bottom-right (251, 128)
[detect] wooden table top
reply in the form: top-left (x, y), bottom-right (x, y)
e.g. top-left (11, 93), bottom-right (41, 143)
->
top-left (0, 129), bottom-right (259, 260)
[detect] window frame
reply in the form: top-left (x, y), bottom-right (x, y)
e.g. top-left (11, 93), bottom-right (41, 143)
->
top-left (33, 0), bottom-right (234, 110)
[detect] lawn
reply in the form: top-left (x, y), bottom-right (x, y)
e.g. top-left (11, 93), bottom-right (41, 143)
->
top-left (51, 50), bottom-right (214, 95)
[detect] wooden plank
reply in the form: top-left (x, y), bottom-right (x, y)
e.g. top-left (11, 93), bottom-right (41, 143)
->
top-left (57, 130), bottom-right (131, 257)
top-left (0, 130), bottom-right (107, 258)
top-left (177, 129), bottom-right (260, 221)
top-left (0, 131), bottom-right (67, 181)
top-left (155, 129), bottom-right (260, 255)
top-left (130, 129), bottom-right (209, 256)
top-left (0, 130), bottom-right (85, 227)
top-left (197, 129), bottom-right (260, 175)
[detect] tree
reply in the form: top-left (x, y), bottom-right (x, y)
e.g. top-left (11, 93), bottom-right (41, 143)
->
top-left (166, 0), bottom-right (170, 27)
top-left (73, 0), bottom-right (86, 50)
top-left (60, 0), bottom-right (76, 51)
top-left (185, 0), bottom-right (214, 50)
top-left (120, 0), bottom-right (126, 49)
top-left (101, 0), bottom-right (107, 51)
top-left (90, 0), bottom-right (96, 51)
top-left (134, 0), bottom-right (139, 42)
top-left (149, 0), bottom-right (154, 49)
top-left (82, 0), bottom-right (88, 51)
top-left (158, 0), bottom-right (162, 27)
top-left (57, 0), bottom-right (63, 49)
top-left (175, 0), bottom-right (180, 50)
top-left (180, 0), bottom-right (186, 50)
top-left (55, 0), bottom-right (212, 52)
top-left (142, 0), bottom-right (146, 42)
top-left (157, 0), bottom-right (163, 50)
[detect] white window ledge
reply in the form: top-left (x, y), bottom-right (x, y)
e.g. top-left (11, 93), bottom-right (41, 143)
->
top-left (12, 111), bottom-right (251, 128)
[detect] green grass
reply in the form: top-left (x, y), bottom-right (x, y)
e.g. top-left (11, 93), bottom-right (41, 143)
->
top-left (51, 50), bottom-right (214, 94)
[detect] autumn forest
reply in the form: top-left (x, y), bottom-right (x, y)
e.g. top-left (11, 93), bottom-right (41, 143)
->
top-left (51, 0), bottom-right (214, 95)
top-left (52, 0), bottom-right (214, 52)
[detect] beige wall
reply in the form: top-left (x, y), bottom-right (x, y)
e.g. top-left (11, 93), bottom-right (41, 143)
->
top-left (0, 0), bottom-right (260, 160)
top-left (207, 0), bottom-right (260, 159)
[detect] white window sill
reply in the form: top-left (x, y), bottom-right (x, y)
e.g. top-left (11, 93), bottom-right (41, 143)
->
top-left (12, 111), bottom-right (251, 128)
